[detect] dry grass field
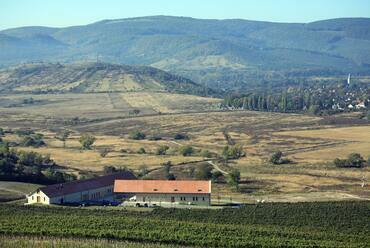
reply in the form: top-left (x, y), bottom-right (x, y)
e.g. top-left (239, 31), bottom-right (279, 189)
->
top-left (0, 92), bottom-right (369, 203)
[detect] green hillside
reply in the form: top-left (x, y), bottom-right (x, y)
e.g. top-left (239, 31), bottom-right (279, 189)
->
top-left (0, 62), bottom-right (210, 95)
top-left (1, 16), bottom-right (370, 90)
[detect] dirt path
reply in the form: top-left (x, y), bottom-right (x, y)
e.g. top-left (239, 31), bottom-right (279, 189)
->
top-left (206, 160), bottom-right (229, 175)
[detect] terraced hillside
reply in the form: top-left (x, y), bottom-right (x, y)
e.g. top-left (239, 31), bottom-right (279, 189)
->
top-left (0, 62), bottom-right (211, 95)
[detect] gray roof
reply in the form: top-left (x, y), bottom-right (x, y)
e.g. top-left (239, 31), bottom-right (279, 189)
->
top-left (39, 172), bottom-right (136, 198)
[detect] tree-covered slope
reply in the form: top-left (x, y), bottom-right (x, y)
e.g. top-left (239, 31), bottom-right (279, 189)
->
top-left (1, 16), bottom-right (370, 90)
top-left (0, 62), bottom-right (210, 95)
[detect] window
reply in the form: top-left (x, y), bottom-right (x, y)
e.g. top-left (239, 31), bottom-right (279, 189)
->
top-left (203, 197), bottom-right (205, 201)
top-left (32, 196), bottom-right (34, 200)
top-left (43, 197), bottom-right (45, 202)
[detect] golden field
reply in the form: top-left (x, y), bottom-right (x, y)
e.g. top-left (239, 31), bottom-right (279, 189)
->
top-left (0, 92), bottom-right (369, 202)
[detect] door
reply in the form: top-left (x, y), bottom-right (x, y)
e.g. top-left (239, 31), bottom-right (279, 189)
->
top-left (171, 196), bottom-right (175, 203)
top-left (36, 196), bottom-right (40, 203)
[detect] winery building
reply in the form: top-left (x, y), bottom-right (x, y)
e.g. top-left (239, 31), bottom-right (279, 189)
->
top-left (27, 172), bottom-right (136, 205)
top-left (114, 180), bottom-right (211, 206)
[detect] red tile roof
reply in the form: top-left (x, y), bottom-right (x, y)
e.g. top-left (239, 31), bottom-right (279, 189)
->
top-left (39, 172), bottom-right (136, 198)
top-left (114, 180), bottom-right (211, 194)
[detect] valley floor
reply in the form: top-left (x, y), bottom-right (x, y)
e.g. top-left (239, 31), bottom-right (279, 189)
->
top-left (0, 92), bottom-right (369, 203)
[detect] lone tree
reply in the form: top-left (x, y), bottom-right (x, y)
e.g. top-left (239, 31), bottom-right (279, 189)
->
top-left (56, 130), bottom-right (71, 148)
top-left (270, 150), bottom-right (283, 164)
top-left (227, 169), bottom-right (241, 190)
top-left (79, 134), bottom-right (96, 150)
top-left (269, 150), bottom-right (291, 164)
top-left (163, 161), bottom-right (176, 180)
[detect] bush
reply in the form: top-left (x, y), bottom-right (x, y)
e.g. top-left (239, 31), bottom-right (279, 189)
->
top-left (227, 169), bottom-right (241, 190)
top-left (212, 170), bottom-right (223, 182)
top-left (129, 131), bottom-right (146, 140)
top-left (137, 147), bottom-right (146, 154)
top-left (200, 149), bottom-right (212, 158)
top-left (179, 145), bottom-right (194, 156)
top-left (79, 134), bottom-right (96, 150)
top-left (156, 145), bottom-right (169, 155)
top-left (269, 150), bottom-right (291, 164)
top-left (174, 133), bottom-right (189, 140)
top-left (195, 163), bottom-right (213, 180)
top-left (334, 153), bottom-right (365, 168)
top-left (20, 134), bottom-right (45, 148)
top-left (222, 145), bottom-right (244, 160)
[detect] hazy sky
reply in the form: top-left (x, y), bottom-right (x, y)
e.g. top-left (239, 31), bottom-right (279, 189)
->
top-left (1, 0), bottom-right (370, 30)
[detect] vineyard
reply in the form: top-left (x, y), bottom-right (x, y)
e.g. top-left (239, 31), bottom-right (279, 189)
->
top-left (0, 201), bottom-right (369, 247)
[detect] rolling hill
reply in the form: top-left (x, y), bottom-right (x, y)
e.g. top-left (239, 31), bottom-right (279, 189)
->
top-left (1, 16), bottom-right (370, 90)
top-left (0, 62), bottom-right (210, 95)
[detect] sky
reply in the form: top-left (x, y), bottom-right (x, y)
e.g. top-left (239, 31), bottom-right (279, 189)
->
top-left (1, 0), bottom-right (370, 30)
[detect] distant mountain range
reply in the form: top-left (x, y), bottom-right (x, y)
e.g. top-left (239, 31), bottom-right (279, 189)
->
top-left (1, 16), bottom-right (370, 90)
top-left (0, 62), bottom-right (210, 95)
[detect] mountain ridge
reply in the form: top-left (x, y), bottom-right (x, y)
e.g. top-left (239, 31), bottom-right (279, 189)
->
top-left (1, 16), bottom-right (369, 90)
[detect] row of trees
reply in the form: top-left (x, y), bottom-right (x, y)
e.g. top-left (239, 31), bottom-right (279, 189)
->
top-left (223, 82), bottom-right (369, 115)
top-left (129, 131), bottom-right (189, 141)
top-left (0, 142), bottom-right (75, 184)
top-left (334, 153), bottom-right (369, 168)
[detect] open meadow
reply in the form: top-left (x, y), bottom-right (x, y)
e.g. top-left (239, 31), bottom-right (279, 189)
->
top-left (0, 92), bottom-right (369, 203)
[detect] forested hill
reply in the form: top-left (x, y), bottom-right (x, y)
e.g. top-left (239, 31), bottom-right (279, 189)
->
top-left (0, 62), bottom-right (211, 95)
top-left (1, 16), bottom-right (370, 91)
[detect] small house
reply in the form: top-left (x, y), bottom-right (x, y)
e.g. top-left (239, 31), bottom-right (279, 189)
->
top-left (27, 172), bottom-right (136, 205)
top-left (114, 180), bottom-right (211, 206)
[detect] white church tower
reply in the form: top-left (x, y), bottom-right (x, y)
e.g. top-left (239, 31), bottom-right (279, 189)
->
top-left (347, 73), bottom-right (351, 85)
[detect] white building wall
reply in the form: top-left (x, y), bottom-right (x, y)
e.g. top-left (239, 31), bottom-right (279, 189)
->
top-left (27, 185), bottom-right (115, 205)
top-left (130, 193), bottom-right (211, 206)
top-left (27, 190), bottom-right (50, 204)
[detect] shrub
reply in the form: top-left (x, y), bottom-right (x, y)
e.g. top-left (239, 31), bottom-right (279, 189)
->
top-left (129, 131), bottom-right (146, 140)
top-left (200, 149), bottom-right (212, 158)
top-left (269, 150), bottom-right (291, 164)
top-left (222, 145), bottom-right (244, 160)
top-left (20, 134), bottom-right (45, 148)
top-left (334, 153), bottom-right (365, 168)
top-left (179, 145), bottom-right (194, 156)
top-left (195, 163), bottom-right (213, 180)
top-left (137, 147), bottom-right (146, 154)
top-left (227, 169), bottom-right (241, 190)
top-left (156, 145), bottom-right (169, 155)
top-left (174, 133), bottom-right (189, 140)
top-left (212, 170), bottom-right (223, 182)
top-left (79, 134), bottom-right (96, 150)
